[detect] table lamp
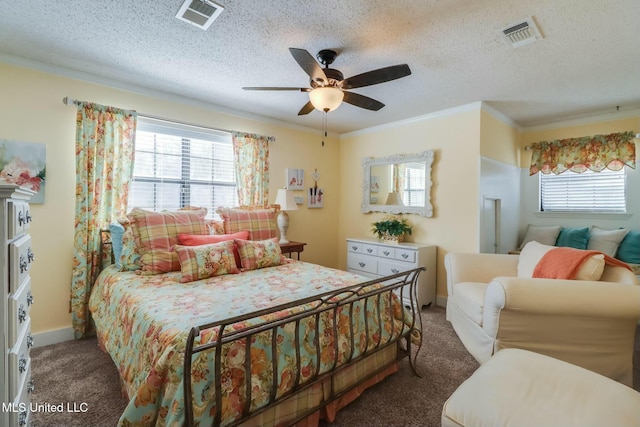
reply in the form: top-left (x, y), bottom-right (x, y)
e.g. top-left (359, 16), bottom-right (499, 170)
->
top-left (385, 192), bottom-right (404, 206)
top-left (273, 188), bottom-right (299, 244)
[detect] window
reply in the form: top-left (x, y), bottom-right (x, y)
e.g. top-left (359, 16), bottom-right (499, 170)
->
top-left (539, 168), bottom-right (626, 213)
top-left (129, 117), bottom-right (237, 218)
top-left (402, 162), bottom-right (426, 207)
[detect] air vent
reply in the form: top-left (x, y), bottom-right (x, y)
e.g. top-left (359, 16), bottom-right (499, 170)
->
top-left (499, 17), bottom-right (542, 48)
top-left (176, 0), bottom-right (224, 30)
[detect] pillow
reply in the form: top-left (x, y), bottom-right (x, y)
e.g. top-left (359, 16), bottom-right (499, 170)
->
top-left (174, 240), bottom-right (239, 283)
top-left (616, 231), bottom-right (640, 264)
top-left (517, 241), bottom-right (605, 281)
top-left (555, 227), bottom-right (590, 250)
top-left (177, 230), bottom-right (249, 266)
top-left (205, 219), bottom-right (225, 235)
top-left (108, 222), bottom-right (125, 269)
top-left (119, 221), bottom-right (142, 271)
top-left (586, 226), bottom-right (629, 257)
top-left (235, 238), bottom-right (284, 271)
top-left (127, 207), bottom-right (208, 275)
top-left (217, 207), bottom-right (277, 241)
top-left (518, 225), bottom-right (561, 250)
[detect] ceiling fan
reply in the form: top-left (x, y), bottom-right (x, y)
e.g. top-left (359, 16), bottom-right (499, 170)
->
top-left (243, 48), bottom-right (412, 116)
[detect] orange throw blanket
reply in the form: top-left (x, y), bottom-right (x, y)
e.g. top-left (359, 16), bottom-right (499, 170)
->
top-left (533, 247), bottom-right (631, 279)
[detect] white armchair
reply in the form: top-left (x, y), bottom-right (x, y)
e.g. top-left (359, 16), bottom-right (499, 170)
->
top-left (444, 252), bottom-right (640, 386)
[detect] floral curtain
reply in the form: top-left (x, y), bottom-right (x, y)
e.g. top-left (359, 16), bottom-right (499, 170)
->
top-left (70, 102), bottom-right (137, 338)
top-left (232, 132), bottom-right (272, 206)
top-left (529, 131), bottom-right (636, 175)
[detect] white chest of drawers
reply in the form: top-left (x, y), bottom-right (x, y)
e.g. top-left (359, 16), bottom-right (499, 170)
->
top-left (1, 184), bottom-right (35, 427)
top-left (346, 238), bottom-right (436, 308)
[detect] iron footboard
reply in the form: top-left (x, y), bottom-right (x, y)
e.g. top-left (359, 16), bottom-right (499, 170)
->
top-left (183, 267), bottom-right (424, 427)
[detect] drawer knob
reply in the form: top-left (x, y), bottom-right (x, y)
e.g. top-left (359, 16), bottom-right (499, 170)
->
top-left (27, 334), bottom-right (34, 348)
top-left (19, 255), bottom-right (28, 273)
top-left (391, 268), bottom-right (399, 274)
top-left (27, 379), bottom-right (35, 393)
top-left (18, 210), bottom-right (24, 226)
top-left (18, 411), bottom-right (27, 426)
top-left (366, 248), bottom-right (373, 253)
top-left (383, 250), bottom-right (390, 256)
top-left (19, 354), bottom-right (27, 373)
top-left (28, 247), bottom-right (35, 263)
top-left (358, 262), bottom-right (366, 268)
top-left (401, 253), bottom-right (409, 259)
top-left (351, 246), bottom-right (358, 251)
top-left (27, 291), bottom-right (34, 306)
top-left (18, 305), bottom-right (27, 323)
top-left (25, 211), bottom-right (32, 223)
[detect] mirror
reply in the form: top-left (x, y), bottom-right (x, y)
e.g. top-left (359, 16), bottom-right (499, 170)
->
top-left (361, 150), bottom-right (434, 217)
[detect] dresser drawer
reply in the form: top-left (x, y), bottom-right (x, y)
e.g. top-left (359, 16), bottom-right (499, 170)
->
top-left (361, 244), bottom-right (378, 256)
top-left (10, 234), bottom-right (33, 293)
top-left (394, 248), bottom-right (416, 263)
top-left (8, 200), bottom-right (31, 239)
top-left (347, 241), bottom-right (363, 253)
top-left (347, 254), bottom-right (378, 274)
top-left (8, 277), bottom-right (33, 348)
top-left (378, 260), bottom-right (414, 276)
top-left (10, 363), bottom-right (32, 427)
top-left (377, 246), bottom-right (394, 258)
top-left (9, 318), bottom-right (33, 399)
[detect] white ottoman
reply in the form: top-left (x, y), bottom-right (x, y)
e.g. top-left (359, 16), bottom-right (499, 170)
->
top-left (442, 348), bottom-right (640, 427)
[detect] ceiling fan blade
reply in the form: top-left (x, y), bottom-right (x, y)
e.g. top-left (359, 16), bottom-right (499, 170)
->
top-left (289, 48), bottom-right (328, 85)
top-left (243, 87), bottom-right (310, 91)
top-left (343, 91), bottom-right (385, 111)
top-left (297, 101), bottom-right (315, 116)
top-left (340, 64), bottom-right (411, 89)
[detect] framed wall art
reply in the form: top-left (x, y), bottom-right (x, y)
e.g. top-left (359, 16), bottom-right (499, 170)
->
top-left (286, 168), bottom-right (304, 190)
top-left (0, 139), bottom-right (46, 203)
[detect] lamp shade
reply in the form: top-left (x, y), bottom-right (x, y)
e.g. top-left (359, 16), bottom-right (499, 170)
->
top-left (309, 87), bottom-right (344, 112)
top-left (274, 189), bottom-right (299, 211)
top-left (384, 192), bottom-right (404, 206)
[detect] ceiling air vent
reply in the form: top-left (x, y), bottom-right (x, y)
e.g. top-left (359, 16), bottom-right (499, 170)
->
top-left (176, 0), bottom-right (224, 30)
top-left (499, 17), bottom-right (542, 48)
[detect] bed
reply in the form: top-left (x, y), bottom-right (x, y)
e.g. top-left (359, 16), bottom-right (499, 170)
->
top-left (89, 206), bottom-right (423, 427)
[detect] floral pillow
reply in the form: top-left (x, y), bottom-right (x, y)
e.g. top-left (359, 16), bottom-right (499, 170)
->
top-left (174, 240), bottom-right (240, 283)
top-left (177, 230), bottom-right (249, 267)
top-left (235, 238), bottom-right (284, 271)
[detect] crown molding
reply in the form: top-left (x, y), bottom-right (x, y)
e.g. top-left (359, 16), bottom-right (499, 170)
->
top-left (340, 102), bottom-right (483, 139)
top-left (0, 52), bottom-right (337, 138)
top-left (521, 108), bottom-right (640, 132)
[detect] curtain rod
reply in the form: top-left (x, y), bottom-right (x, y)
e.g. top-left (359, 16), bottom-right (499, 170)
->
top-left (63, 96), bottom-right (237, 135)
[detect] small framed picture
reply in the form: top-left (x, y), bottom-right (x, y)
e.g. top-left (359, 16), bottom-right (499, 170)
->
top-left (370, 175), bottom-right (380, 193)
top-left (286, 168), bottom-right (304, 190)
top-left (308, 187), bottom-right (323, 208)
top-left (294, 196), bottom-right (304, 205)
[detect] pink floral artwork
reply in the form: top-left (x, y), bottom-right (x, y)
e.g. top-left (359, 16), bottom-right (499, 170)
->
top-left (0, 140), bottom-right (46, 203)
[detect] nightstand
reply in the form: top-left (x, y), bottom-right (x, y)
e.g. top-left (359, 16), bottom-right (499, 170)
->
top-left (280, 241), bottom-right (307, 260)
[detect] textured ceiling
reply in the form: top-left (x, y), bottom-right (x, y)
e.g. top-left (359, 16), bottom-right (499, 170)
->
top-left (1, 0), bottom-right (639, 134)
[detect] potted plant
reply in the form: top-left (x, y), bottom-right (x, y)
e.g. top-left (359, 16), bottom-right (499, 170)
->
top-left (371, 215), bottom-right (412, 243)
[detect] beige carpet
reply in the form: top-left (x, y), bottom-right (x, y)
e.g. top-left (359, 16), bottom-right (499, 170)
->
top-left (29, 306), bottom-right (639, 427)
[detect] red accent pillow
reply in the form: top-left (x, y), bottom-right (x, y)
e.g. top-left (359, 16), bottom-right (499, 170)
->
top-left (178, 230), bottom-right (249, 266)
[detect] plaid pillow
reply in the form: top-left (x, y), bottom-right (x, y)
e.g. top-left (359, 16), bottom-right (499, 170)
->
top-left (174, 240), bottom-right (240, 283)
top-left (217, 207), bottom-right (277, 241)
top-left (127, 208), bottom-right (208, 275)
top-left (235, 238), bottom-right (284, 271)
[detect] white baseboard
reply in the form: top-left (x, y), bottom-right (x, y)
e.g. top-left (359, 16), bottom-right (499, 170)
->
top-left (32, 327), bottom-right (75, 348)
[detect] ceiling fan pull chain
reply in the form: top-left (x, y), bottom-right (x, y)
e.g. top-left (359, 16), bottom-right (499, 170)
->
top-left (322, 110), bottom-right (328, 146)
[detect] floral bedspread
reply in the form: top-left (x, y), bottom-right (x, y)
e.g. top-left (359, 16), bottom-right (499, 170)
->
top-left (89, 260), bottom-right (413, 427)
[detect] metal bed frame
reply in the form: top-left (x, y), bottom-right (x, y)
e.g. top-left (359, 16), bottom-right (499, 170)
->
top-left (183, 267), bottom-right (424, 427)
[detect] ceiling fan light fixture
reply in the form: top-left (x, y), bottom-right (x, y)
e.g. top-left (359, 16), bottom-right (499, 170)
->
top-left (309, 87), bottom-right (344, 112)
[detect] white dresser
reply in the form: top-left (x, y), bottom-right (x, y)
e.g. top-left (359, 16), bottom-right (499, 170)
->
top-left (346, 238), bottom-right (436, 308)
top-left (0, 185), bottom-right (35, 427)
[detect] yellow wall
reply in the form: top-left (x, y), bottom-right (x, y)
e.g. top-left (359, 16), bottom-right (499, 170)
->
top-left (0, 62), bottom-right (341, 335)
top-left (480, 109), bottom-right (520, 166)
top-left (338, 107), bottom-right (483, 300)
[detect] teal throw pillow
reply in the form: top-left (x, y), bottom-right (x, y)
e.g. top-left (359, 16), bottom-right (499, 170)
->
top-left (108, 222), bottom-right (125, 269)
top-left (555, 227), bottom-right (590, 250)
top-left (616, 231), bottom-right (640, 264)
